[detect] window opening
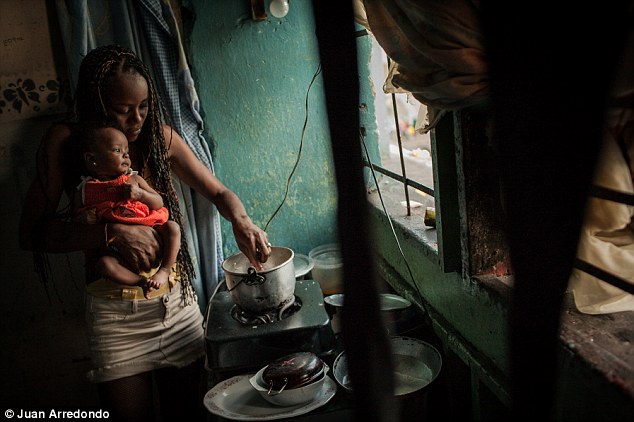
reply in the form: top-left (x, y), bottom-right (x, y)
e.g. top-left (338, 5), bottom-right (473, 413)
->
top-left (365, 35), bottom-right (435, 216)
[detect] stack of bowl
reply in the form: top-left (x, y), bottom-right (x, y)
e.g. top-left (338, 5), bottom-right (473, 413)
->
top-left (249, 352), bottom-right (328, 406)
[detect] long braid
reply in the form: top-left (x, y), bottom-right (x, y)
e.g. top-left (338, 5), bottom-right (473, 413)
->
top-left (72, 45), bottom-right (197, 305)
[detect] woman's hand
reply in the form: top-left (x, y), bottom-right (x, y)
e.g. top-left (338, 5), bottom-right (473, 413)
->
top-left (108, 223), bottom-right (162, 272)
top-left (232, 216), bottom-right (271, 271)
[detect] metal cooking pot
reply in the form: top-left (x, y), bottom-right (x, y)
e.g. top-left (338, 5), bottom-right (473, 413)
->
top-left (222, 246), bottom-right (296, 314)
top-left (324, 293), bottom-right (414, 334)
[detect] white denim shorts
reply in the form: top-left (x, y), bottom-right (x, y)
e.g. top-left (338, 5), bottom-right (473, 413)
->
top-left (84, 282), bottom-right (205, 383)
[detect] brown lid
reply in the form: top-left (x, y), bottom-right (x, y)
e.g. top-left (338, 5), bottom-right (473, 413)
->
top-left (263, 352), bottom-right (324, 391)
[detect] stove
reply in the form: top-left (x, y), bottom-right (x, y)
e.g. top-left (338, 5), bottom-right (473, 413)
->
top-left (204, 280), bottom-right (336, 378)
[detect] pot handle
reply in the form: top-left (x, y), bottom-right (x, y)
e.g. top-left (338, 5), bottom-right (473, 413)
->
top-left (242, 267), bottom-right (267, 286)
top-left (227, 267), bottom-right (266, 292)
top-left (267, 378), bottom-right (288, 396)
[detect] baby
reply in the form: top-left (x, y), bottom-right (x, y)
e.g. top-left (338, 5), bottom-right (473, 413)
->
top-left (73, 123), bottom-right (180, 299)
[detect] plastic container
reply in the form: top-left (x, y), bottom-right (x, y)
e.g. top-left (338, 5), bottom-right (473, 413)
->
top-left (308, 243), bottom-right (344, 295)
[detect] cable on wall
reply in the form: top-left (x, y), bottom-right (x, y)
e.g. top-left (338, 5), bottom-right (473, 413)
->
top-left (264, 63), bottom-right (322, 232)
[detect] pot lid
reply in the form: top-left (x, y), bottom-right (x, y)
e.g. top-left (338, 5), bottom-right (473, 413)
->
top-left (263, 352), bottom-right (324, 390)
top-left (293, 254), bottom-right (315, 278)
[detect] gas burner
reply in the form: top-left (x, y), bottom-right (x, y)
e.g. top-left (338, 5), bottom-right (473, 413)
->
top-left (205, 280), bottom-right (336, 375)
top-left (231, 296), bottom-right (303, 325)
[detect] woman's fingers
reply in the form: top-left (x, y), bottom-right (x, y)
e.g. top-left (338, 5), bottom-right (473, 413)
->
top-left (255, 233), bottom-right (272, 264)
top-left (110, 224), bottom-right (161, 272)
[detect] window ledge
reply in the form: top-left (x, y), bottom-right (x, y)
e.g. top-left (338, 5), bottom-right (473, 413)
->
top-left (559, 295), bottom-right (634, 402)
top-left (367, 193), bottom-right (634, 410)
top-left (367, 187), bottom-right (438, 258)
top-left (475, 273), bottom-right (634, 403)
top-left (475, 272), bottom-right (634, 403)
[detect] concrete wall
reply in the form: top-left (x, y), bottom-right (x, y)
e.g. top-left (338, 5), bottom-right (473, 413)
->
top-left (0, 0), bottom-right (98, 407)
top-left (0, 115), bottom-right (97, 407)
top-left (188, 0), bottom-right (335, 257)
top-left (186, 0), bottom-right (377, 257)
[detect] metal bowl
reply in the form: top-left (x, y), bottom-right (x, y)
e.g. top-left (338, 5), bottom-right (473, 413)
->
top-left (222, 246), bottom-right (295, 314)
top-left (332, 350), bottom-right (353, 393)
top-left (332, 336), bottom-right (442, 396)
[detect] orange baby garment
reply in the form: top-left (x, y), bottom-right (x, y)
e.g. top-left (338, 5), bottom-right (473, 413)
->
top-left (77, 172), bottom-right (169, 227)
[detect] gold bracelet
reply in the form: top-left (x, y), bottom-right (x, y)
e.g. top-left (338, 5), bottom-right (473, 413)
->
top-left (104, 223), bottom-right (110, 249)
top-left (104, 223), bottom-right (117, 250)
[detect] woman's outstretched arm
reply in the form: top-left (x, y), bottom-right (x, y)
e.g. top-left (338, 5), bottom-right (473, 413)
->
top-left (164, 125), bottom-right (271, 270)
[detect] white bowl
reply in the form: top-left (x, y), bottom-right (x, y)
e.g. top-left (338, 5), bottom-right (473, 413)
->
top-left (249, 363), bottom-right (328, 406)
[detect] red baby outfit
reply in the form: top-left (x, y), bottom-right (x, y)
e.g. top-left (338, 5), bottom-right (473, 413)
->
top-left (76, 171), bottom-right (168, 226)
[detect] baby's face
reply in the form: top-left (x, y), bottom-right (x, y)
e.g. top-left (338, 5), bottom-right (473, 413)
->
top-left (88, 127), bottom-right (131, 179)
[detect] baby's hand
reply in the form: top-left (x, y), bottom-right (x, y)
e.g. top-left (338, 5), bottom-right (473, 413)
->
top-left (121, 182), bottom-right (143, 201)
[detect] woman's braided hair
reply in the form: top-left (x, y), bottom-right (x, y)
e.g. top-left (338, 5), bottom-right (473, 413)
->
top-left (71, 45), bottom-right (196, 305)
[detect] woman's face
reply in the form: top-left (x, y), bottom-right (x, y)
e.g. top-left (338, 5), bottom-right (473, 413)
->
top-left (106, 72), bottom-right (149, 142)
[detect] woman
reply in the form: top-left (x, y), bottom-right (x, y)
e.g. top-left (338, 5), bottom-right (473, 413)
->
top-left (19, 45), bottom-right (271, 421)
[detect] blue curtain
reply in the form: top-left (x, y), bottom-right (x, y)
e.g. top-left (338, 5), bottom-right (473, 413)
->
top-left (55, 0), bottom-right (224, 312)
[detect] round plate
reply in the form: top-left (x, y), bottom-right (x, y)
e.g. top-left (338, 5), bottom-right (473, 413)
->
top-left (204, 374), bottom-right (337, 421)
top-left (293, 254), bottom-right (315, 279)
top-left (379, 293), bottom-right (412, 311)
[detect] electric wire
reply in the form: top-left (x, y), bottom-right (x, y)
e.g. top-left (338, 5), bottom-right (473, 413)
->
top-left (264, 63), bottom-right (323, 232)
top-left (360, 131), bottom-right (430, 317)
top-left (202, 279), bottom-right (227, 331)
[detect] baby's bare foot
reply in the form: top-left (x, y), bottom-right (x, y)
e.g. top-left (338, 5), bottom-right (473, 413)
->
top-left (150, 268), bottom-right (170, 290)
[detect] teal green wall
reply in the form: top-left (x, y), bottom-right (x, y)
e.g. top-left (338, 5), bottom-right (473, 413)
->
top-left (188, 0), bottom-right (335, 257)
top-left (187, 0), bottom-right (378, 258)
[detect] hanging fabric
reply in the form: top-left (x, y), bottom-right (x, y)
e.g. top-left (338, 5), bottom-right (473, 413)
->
top-left (135, 0), bottom-right (224, 311)
top-left (356, 0), bottom-right (488, 131)
top-left (54, 0), bottom-right (144, 93)
top-left (568, 24), bottom-right (634, 314)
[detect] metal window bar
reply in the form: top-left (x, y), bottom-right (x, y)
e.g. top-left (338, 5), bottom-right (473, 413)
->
top-left (574, 259), bottom-right (634, 296)
top-left (389, 77), bottom-right (412, 214)
top-left (571, 185), bottom-right (634, 295)
top-left (361, 160), bottom-right (434, 197)
top-left (356, 27), bottom-right (435, 214)
top-left (362, 57), bottom-right (435, 215)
